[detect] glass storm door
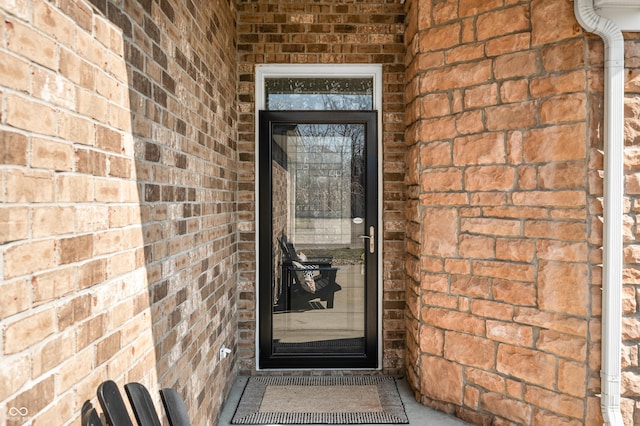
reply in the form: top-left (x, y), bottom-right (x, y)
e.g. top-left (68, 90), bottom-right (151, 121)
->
top-left (258, 110), bottom-right (378, 369)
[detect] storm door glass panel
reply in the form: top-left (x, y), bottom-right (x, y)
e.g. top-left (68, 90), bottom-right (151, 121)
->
top-left (259, 110), bottom-right (377, 369)
top-left (265, 77), bottom-right (373, 111)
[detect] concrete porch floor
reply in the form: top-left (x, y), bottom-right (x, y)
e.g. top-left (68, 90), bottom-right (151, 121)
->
top-left (216, 376), bottom-right (471, 426)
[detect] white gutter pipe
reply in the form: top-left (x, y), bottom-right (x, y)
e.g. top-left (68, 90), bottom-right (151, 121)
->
top-left (574, 1), bottom-right (625, 425)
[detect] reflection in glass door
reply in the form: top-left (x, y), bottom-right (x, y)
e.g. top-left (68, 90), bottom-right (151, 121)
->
top-left (258, 111), bottom-right (378, 369)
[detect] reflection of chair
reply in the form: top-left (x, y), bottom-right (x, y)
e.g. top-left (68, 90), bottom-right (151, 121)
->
top-left (289, 263), bottom-right (340, 309)
top-left (279, 235), bottom-right (332, 267)
top-left (278, 235), bottom-right (340, 310)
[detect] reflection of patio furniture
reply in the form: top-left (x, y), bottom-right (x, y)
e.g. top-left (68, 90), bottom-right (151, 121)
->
top-left (279, 234), bottom-right (332, 267)
top-left (277, 235), bottom-right (340, 310)
top-left (289, 263), bottom-right (340, 309)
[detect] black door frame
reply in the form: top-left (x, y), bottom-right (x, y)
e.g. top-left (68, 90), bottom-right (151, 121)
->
top-left (258, 110), bottom-right (379, 369)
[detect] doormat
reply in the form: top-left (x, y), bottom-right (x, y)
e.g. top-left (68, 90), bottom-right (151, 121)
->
top-left (231, 376), bottom-right (409, 425)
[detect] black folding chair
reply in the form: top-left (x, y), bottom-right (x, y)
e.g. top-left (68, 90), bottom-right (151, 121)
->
top-left (97, 380), bottom-right (134, 426)
top-left (160, 388), bottom-right (191, 426)
top-left (124, 382), bottom-right (162, 426)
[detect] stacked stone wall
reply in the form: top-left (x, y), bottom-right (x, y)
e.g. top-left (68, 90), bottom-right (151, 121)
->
top-left (236, 0), bottom-right (407, 374)
top-left (0, 0), bottom-right (238, 424)
top-left (405, 0), bottom-right (640, 424)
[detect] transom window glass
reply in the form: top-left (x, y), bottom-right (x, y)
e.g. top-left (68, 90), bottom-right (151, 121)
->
top-left (265, 77), bottom-right (373, 111)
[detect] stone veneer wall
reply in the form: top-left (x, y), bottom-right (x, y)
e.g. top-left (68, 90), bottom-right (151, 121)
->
top-left (236, 0), bottom-right (407, 374)
top-left (0, 0), bottom-right (238, 424)
top-left (405, 0), bottom-right (640, 424)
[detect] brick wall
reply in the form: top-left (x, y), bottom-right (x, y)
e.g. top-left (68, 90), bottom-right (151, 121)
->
top-left (0, 0), bottom-right (238, 424)
top-left (3, 0), bottom-right (637, 423)
top-left (236, 0), bottom-right (407, 374)
top-left (405, 0), bottom-right (640, 424)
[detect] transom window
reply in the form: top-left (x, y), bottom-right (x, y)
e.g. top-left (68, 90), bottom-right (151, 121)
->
top-left (265, 77), bottom-right (374, 111)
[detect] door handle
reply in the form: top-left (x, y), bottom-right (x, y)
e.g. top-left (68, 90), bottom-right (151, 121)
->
top-left (359, 226), bottom-right (375, 254)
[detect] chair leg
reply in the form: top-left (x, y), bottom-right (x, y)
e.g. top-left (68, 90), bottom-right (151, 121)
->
top-left (326, 288), bottom-right (335, 309)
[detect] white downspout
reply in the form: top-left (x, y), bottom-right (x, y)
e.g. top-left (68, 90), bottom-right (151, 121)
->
top-left (574, 1), bottom-right (625, 425)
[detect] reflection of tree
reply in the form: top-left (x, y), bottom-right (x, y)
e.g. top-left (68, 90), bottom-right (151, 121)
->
top-left (266, 79), bottom-right (371, 219)
top-left (292, 123), bottom-right (365, 219)
top-left (266, 77), bottom-right (373, 111)
top-left (319, 93), bottom-right (372, 111)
